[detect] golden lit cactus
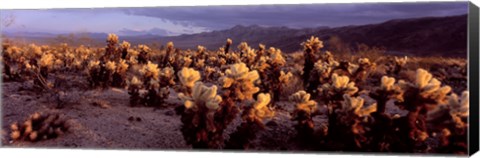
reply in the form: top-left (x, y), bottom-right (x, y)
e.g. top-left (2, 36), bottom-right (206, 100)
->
top-left (116, 59), bottom-right (129, 74)
top-left (428, 91), bottom-right (469, 128)
top-left (336, 94), bottom-right (377, 119)
top-left (395, 68), bottom-right (452, 144)
top-left (252, 56), bottom-right (270, 72)
top-left (179, 82), bottom-right (222, 113)
top-left (320, 73), bottom-right (359, 100)
top-left (39, 53), bottom-right (54, 70)
top-left (137, 44), bottom-right (151, 64)
top-left (238, 42), bottom-right (249, 52)
top-left (279, 71), bottom-right (293, 84)
top-left (331, 94), bottom-right (377, 148)
top-left (178, 67), bottom-right (201, 94)
top-left (107, 33), bottom-right (119, 44)
top-left (9, 112), bottom-right (70, 142)
top-left (290, 90), bottom-right (317, 114)
top-left (302, 36), bottom-right (323, 92)
top-left (369, 76), bottom-right (404, 114)
top-left (178, 82), bottom-right (225, 148)
top-left (268, 47), bottom-right (286, 67)
top-left (402, 68), bottom-right (452, 102)
top-left (289, 90), bottom-right (318, 141)
top-left (159, 66), bottom-right (176, 86)
top-left (105, 61), bottom-right (116, 73)
top-left (121, 41), bottom-right (131, 50)
top-left (27, 44), bottom-right (42, 58)
top-left (302, 36), bottom-right (323, 53)
top-left (87, 60), bottom-right (100, 71)
top-left (139, 61), bottom-right (160, 81)
top-left (248, 93), bottom-right (274, 120)
top-left (220, 62), bottom-right (260, 101)
top-left (225, 93), bottom-right (274, 149)
top-left (194, 59), bottom-right (205, 69)
top-left (447, 91), bottom-right (469, 118)
top-left (425, 90), bottom-right (469, 154)
top-left (127, 76), bottom-right (143, 106)
top-left (314, 60), bottom-right (337, 81)
top-left (120, 41), bottom-right (131, 59)
top-left (395, 56), bottom-right (408, 67)
top-left (224, 38), bottom-right (233, 54)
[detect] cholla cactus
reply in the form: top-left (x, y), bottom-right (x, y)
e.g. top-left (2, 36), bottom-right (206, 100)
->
top-left (404, 68), bottom-right (452, 102)
top-left (9, 112), bottom-right (70, 142)
top-left (302, 36), bottom-right (323, 91)
top-left (428, 91), bottom-right (469, 129)
top-left (111, 59), bottom-right (129, 87)
top-left (395, 56), bottom-right (408, 66)
top-left (387, 56), bottom-right (408, 75)
top-left (120, 41), bottom-right (131, 59)
top-left (116, 59), bottom-right (129, 74)
top-left (39, 53), bottom-right (54, 70)
top-left (320, 73), bottom-right (359, 101)
top-left (369, 76), bottom-right (404, 114)
top-left (194, 59), bottom-right (205, 69)
top-left (87, 60), bottom-right (100, 71)
top-left (220, 62), bottom-right (260, 101)
top-left (395, 68), bottom-right (452, 145)
top-left (224, 38), bottom-right (233, 54)
top-left (104, 33), bottom-right (119, 61)
top-left (448, 91), bottom-right (469, 119)
top-left (127, 76), bottom-right (143, 106)
top-left (37, 53), bottom-right (55, 78)
top-left (427, 91), bottom-right (468, 154)
top-left (301, 36), bottom-right (323, 53)
top-left (179, 82), bottom-right (222, 113)
top-left (107, 33), bottom-right (119, 44)
top-left (268, 47), bottom-right (286, 67)
top-left (314, 60), bottom-right (339, 83)
top-left (105, 61), bottom-right (116, 73)
top-left (279, 71), bottom-right (293, 84)
top-left (27, 44), bottom-right (43, 58)
top-left (226, 93), bottom-right (274, 149)
top-left (178, 82), bottom-right (223, 148)
top-left (177, 67), bottom-right (201, 95)
top-left (137, 44), bottom-right (151, 64)
top-left (139, 61), bottom-right (160, 81)
top-left (332, 94), bottom-right (377, 148)
top-left (290, 91), bottom-right (318, 114)
top-left (204, 66), bottom-right (217, 82)
top-left (336, 95), bottom-right (376, 121)
top-left (159, 66), bottom-right (175, 86)
top-left (290, 90), bottom-right (318, 141)
top-left (248, 93), bottom-right (274, 121)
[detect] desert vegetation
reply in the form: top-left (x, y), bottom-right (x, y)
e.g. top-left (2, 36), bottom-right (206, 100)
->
top-left (0, 34), bottom-right (468, 155)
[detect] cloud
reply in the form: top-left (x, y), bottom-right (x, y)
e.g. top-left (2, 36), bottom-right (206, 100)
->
top-left (122, 2), bottom-right (468, 30)
top-left (118, 27), bottom-right (170, 36)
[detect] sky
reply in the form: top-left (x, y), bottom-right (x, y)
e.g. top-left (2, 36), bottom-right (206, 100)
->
top-left (0, 1), bottom-right (469, 36)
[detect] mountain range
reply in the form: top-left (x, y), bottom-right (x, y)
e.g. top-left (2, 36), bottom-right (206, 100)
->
top-left (1, 14), bottom-right (467, 57)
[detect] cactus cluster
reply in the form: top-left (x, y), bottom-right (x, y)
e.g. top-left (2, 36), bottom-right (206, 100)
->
top-left (9, 112), bottom-right (70, 142)
top-left (1, 34), bottom-right (469, 154)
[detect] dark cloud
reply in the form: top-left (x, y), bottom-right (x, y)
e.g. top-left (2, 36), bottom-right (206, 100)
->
top-left (122, 2), bottom-right (468, 30)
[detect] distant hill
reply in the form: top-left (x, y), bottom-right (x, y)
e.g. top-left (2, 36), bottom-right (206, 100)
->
top-left (153, 14), bottom-right (467, 57)
top-left (2, 14), bottom-right (467, 57)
